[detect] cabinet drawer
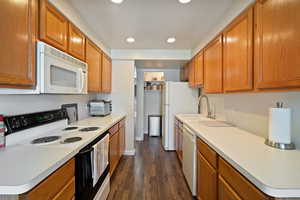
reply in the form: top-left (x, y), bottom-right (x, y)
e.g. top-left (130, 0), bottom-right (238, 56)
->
top-left (53, 177), bottom-right (75, 200)
top-left (109, 123), bottom-right (119, 135)
top-left (27, 158), bottom-right (75, 200)
top-left (196, 138), bottom-right (218, 169)
top-left (119, 119), bottom-right (125, 128)
top-left (219, 158), bottom-right (270, 200)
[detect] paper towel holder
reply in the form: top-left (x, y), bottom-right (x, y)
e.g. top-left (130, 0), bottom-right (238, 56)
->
top-left (265, 139), bottom-right (295, 150)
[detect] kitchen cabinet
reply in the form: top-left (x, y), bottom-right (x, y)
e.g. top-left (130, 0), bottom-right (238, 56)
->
top-left (219, 175), bottom-right (242, 200)
top-left (68, 23), bottom-right (86, 61)
top-left (109, 120), bottom-right (126, 176)
top-left (119, 120), bottom-right (126, 157)
top-left (204, 36), bottom-right (223, 93)
top-left (0, 0), bottom-right (37, 88)
top-left (196, 138), bottom-right (217, 200)
top-left (109, 126), bottom-right (119, 175)
top-left (219, 157), bottom-right (270, 200)
top-left (102, 54), bottom-right (112, 93)
top-left (39, 0), bottom-right (68, 52)
top-left (194, 51), bottom-right (204, 87)
top-left (223, 7), bottom-right (253, 92)
top-left (197, 151), bottom-right (217, 200)
top-left (23, 158), bottom-right (75, 200)
top-left (86, 39), bottom-right (102, 93)
top-left (175, 120), bottom-right (183, 163)
top-left (254, 0), bottom-right (300, 90)
top-left (180, 63), bottom-right (189, 82)
top-left (188, 59), bottom-right (195, 88)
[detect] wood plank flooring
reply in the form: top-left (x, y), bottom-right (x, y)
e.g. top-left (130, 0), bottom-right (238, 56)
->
top-left (107, 135), bottom-right (194, 200)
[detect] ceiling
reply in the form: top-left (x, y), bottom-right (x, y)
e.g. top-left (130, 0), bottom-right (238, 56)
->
top-left (135, 60), bottom-right (187, 69)
top-left (69, 0), bottom-right (240, 50)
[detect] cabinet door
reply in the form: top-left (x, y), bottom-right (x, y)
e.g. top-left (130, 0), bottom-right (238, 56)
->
top-left (219, 176), bottom-right (242, 200)
top-left (39, 0), bottom-right (68, 51)
top-left (109, 132), bottom-right (119, 175)
top-left (102, 54), bottom-right (112, 93)
top-left (188, 59), bottom-right (195, 88)
top-left (68, 23), bottom-right (86, 61)
top-left (86, 40), bottom-right (102, 93)
top-left (0, 0), bottom-right (37, 88)
top-left (197, 151), bottom-right (217, 200)
top-left (224, 7), bottom-right (253, 92)
top-left (194, 51), bottom-right (204, 87)
top-left (204, 36), bottom-right (223, 93)
top-left (255, 0), bottom-right (300, 89)
top-left (119, 125), bottom-right (125, 157)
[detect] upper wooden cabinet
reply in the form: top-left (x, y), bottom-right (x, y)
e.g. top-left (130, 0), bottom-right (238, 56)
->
top-left (68, 23), bottom-right (86, 61)
top-left (194, 51), bottom-right (204, 87)
top-left (223, 7), bottom-right (253, 92)
top-left (204, 36), bottom-right (223, 93)
top-left (39, 0), bottom-right (68, 51)
top-left (86, 39), bottom-right (102, 93)
top-left (102, 54), bottom-right (112, 93)
top-left (0, 0), bottom-right (37, 88)
top-left (188, 59), bottom-right (195, 88)
top-left (254, 0), bottom-right (300, 89)
top-left (180, 64), bottom-right (189, 82)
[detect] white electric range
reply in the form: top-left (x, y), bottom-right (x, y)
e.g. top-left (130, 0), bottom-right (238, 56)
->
top-left (3, 109), bottom-right (110, 200)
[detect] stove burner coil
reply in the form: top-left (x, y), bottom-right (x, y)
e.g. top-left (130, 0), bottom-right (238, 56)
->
top-left (62, 137), bottom-right (82, 143)
top-left (31, 136), bottom-right (61, 144)
top-left (79, 127), bottom-right (99, 132)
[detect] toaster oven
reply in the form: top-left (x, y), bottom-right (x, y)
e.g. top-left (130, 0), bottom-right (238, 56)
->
top-left (88, 100), bottom-right (112, 116)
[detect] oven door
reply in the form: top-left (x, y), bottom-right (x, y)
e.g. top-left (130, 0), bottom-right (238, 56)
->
top-left (41, 52), bottom-right (87, 94)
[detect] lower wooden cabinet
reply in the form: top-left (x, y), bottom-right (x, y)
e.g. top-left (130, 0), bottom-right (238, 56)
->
top-left (196, 138), bottom-right (272, 200)
top-left (109, 119), bottom-right (126, 176)
top-left (119, 120), bottom-right (125, 157)
top-left (197, 150), bottom-right (217, 200)
top-left (218, 175), bottom-right (242, 200)
top-left (175, 119), bottom-right (183, 163)
top-left (23, 158), bottom-right (75, 200)
top-left (109, 129), bottom-right (119, 175)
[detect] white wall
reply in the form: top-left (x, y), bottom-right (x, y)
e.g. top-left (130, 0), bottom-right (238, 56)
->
top-left (97, 60), bottom-right (135, 155)
top-left (49, 0), bottom-right (110, 55)
top-left (200, 91), bottom-right (300, 148)
top-left (0, 94), bottom-right (94, 119)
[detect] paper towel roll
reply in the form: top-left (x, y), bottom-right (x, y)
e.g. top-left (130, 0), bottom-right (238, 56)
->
top-left (268, 108), bottom-right (292, 144)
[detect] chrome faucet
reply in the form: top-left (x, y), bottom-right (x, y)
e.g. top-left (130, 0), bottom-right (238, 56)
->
top-left (198, 94), bottom-right (215, 119)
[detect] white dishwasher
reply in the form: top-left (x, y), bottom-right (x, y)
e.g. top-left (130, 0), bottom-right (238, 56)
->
top-left (182, 125), bottom-right (197, 196)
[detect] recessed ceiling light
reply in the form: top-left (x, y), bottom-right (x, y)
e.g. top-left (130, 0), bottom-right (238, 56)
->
top-left (111, 0), bottom-right (123, 4)
top-left (126, 37), bottom-right (135, 43)
top-left (178, 0), bottom-right (191, 4)
top-left (167, 37), bottom-right (176, 43)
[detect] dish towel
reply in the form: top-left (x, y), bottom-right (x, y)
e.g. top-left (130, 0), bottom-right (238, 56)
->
top-left (92, 134), bottom-right (109, 186)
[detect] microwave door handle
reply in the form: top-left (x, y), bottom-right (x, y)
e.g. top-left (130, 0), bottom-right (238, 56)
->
top-left (78, 68), bottom-right (84, 93)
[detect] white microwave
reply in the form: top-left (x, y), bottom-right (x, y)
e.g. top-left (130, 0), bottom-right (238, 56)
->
top-left (37, 41), bottom-right (88, 94)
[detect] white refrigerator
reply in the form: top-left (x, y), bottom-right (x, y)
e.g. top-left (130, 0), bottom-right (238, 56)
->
top-left (161, 82), bottom-right (198, 151)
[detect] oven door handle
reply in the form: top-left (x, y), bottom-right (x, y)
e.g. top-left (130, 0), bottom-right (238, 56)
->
top-left (79, 147), bottom-right (93, 154)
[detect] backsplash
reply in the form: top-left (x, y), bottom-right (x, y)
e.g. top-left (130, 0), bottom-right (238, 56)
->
top-left (200, 91), bottom-right (300, 148)
top-left (0, 94), bottom-right (95, 120)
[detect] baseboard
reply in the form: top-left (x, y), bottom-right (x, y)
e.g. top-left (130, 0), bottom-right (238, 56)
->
top-left (123, 149), bottom-right (136, 156)
top-left (135, 136), bottom-right (143, 141)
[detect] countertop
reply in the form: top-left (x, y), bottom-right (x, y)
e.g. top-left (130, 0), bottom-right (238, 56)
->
top-left (176, 114), bottom-right (300, 198)
top-left (0, 114), bottom-right (125, 195)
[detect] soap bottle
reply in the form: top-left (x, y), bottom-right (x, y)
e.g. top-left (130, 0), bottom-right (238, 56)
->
top-left (0, 115), bottom-right (5, 148)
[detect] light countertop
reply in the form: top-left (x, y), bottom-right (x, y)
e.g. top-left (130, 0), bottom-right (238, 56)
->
top-left (176, 114), bottom-right (300, 198)
top-left (0, 114), bottom-right (125, 195)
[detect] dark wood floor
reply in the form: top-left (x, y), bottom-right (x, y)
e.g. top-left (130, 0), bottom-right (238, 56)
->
top-left (107, 135), bottom-right (194, 200)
